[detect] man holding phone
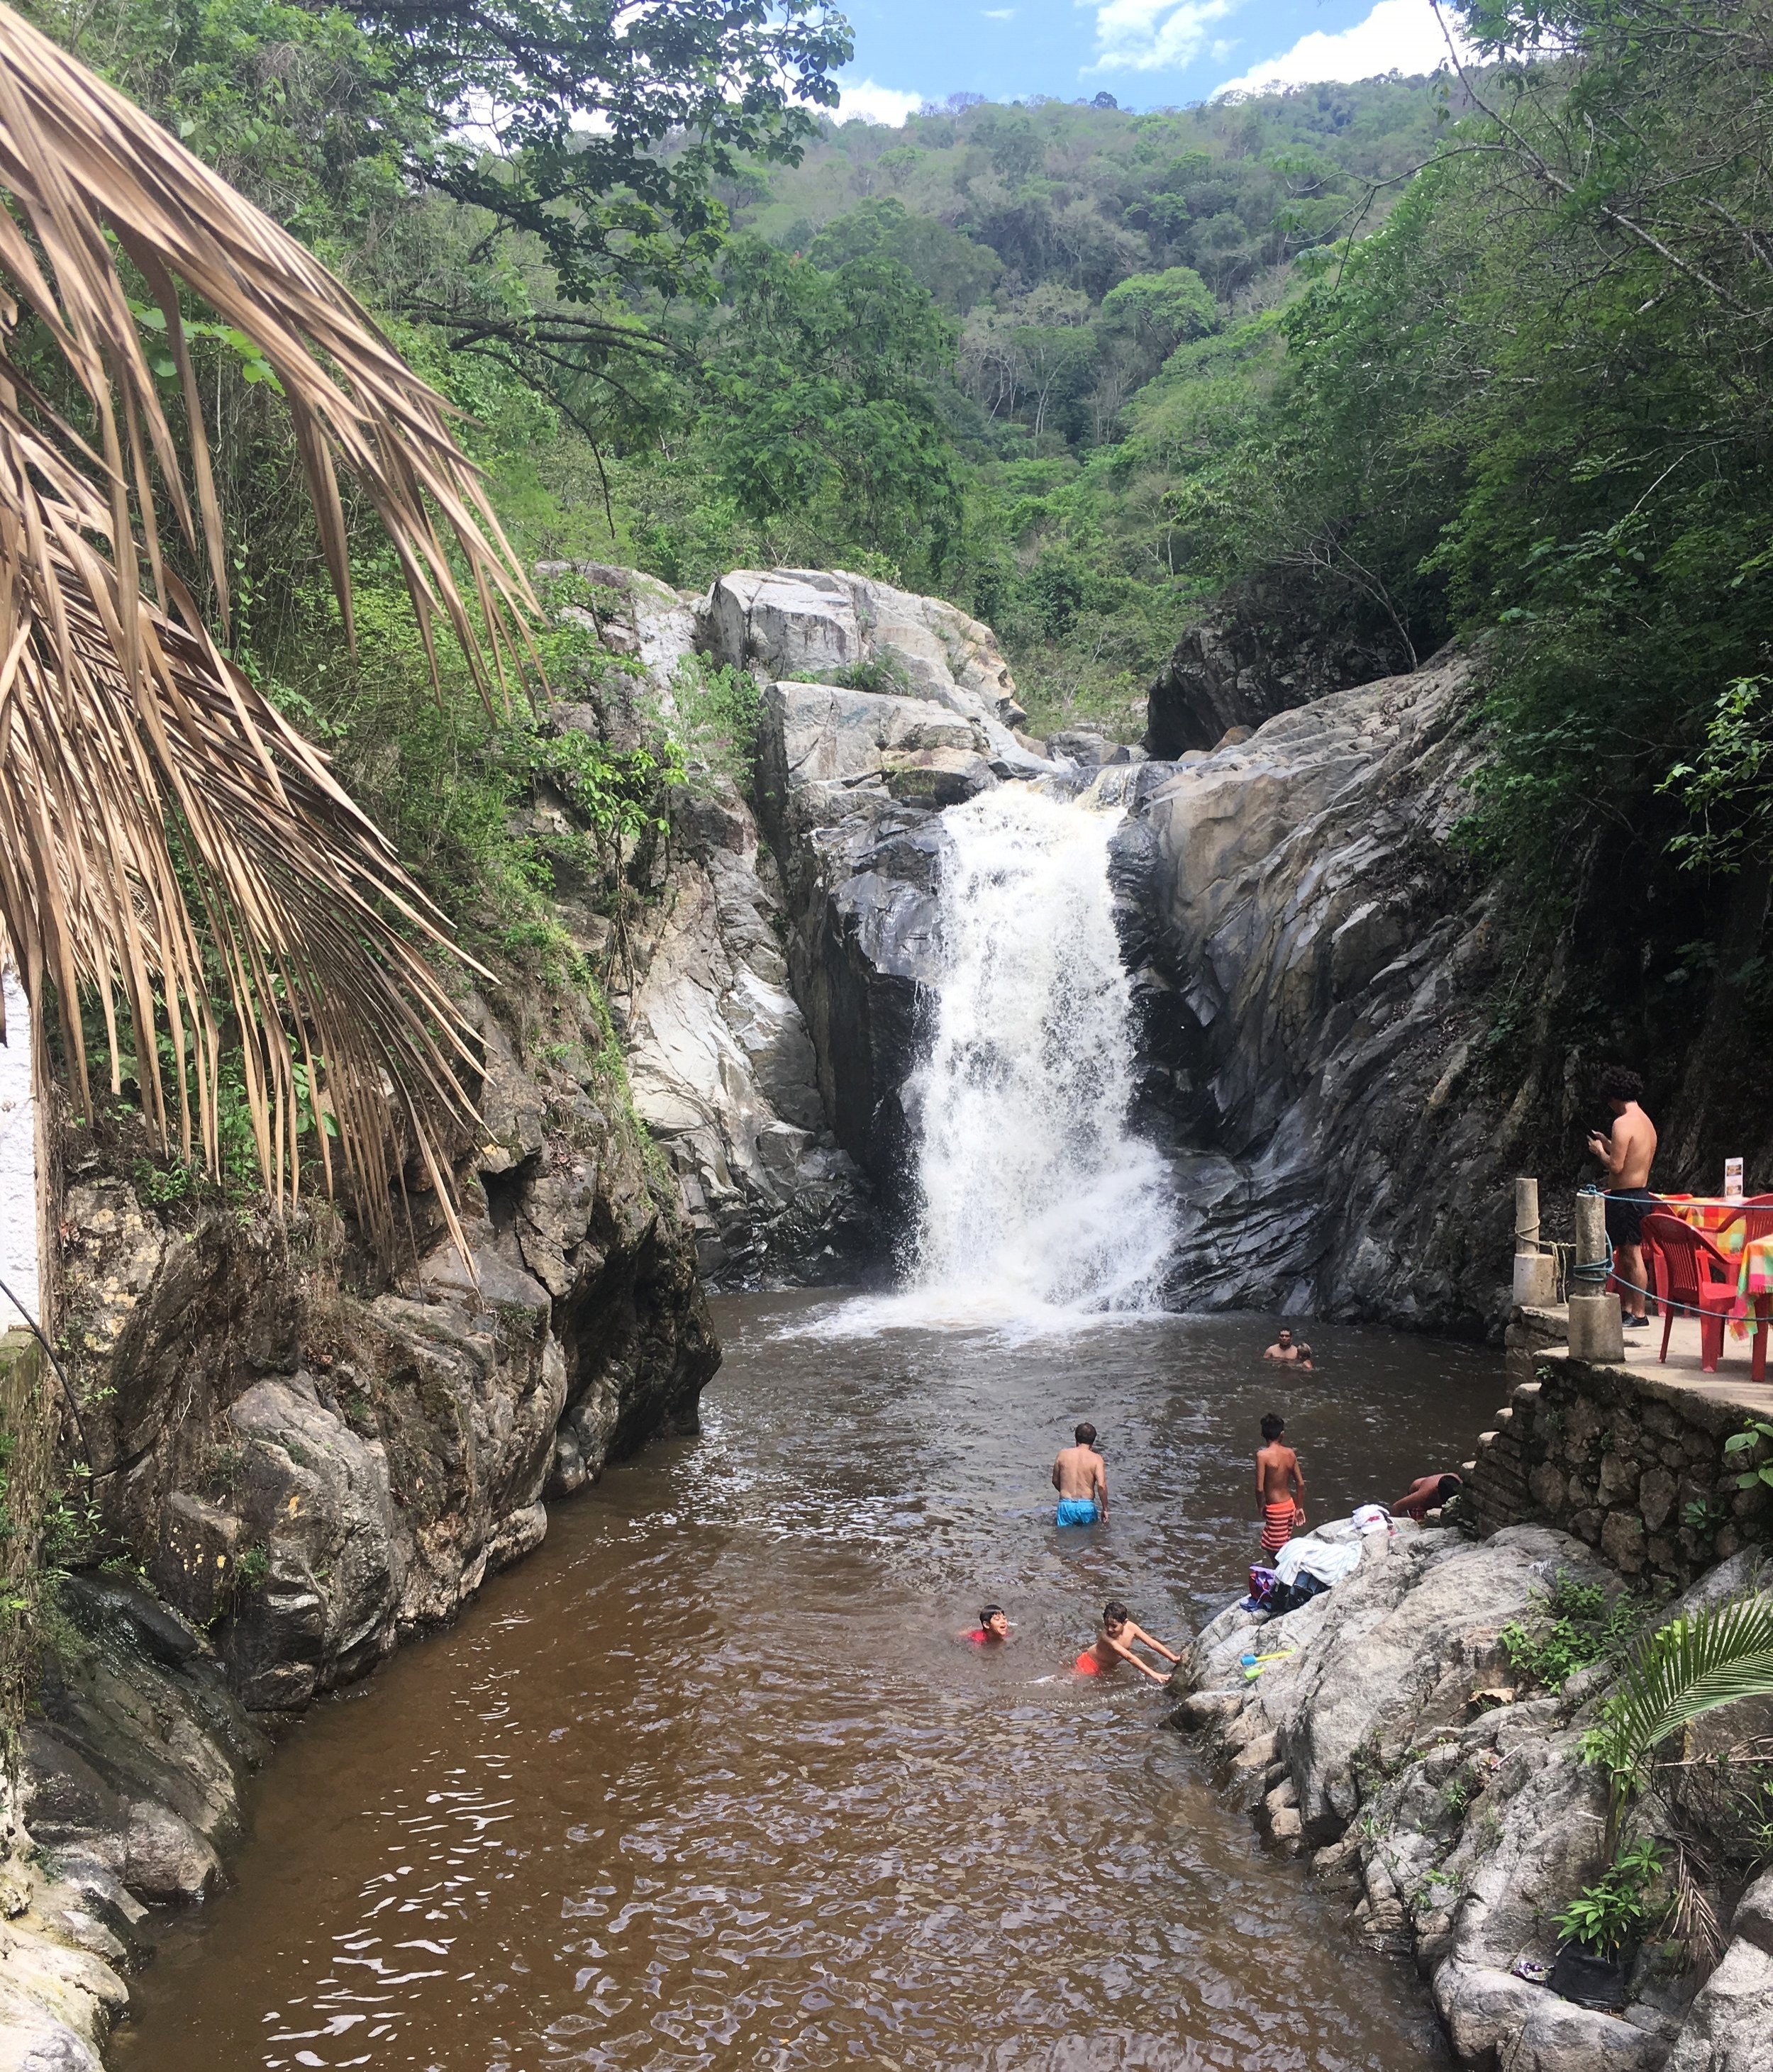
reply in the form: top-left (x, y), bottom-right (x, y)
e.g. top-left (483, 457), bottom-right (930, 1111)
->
top-left (1588, 1066), bottom-right (1660, 1330)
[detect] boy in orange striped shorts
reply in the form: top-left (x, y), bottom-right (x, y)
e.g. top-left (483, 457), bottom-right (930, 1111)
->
top-left (1256, 1412), bottom-right (1306, 1557)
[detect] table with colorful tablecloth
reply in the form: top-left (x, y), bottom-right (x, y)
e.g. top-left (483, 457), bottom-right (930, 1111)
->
top-left (1645, 1196), bottom-right (1773, 1376)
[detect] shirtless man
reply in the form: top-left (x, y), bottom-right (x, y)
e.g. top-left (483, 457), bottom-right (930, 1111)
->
top-left (1052, 1422), bottom-right (1108, 1527)
top-left (1255, 1413), bottom-right (1307, 1560)
top-left (1264, 1328), bottom-right (1302, 1364)
top-left (1391, 1473), bottom-right (1462, 1521)
top-left (1075, 1600), bottom-right (1178, 1683)
top-left (1587, 1066), bottom-right (1660, 1328)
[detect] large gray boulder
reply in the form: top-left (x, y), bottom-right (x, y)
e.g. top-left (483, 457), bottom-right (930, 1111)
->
top-left (1250, 1525), bottom-right (1612, 1841)
top-left (1113, 650), bottom-right (1516, 1326)
top-left (1177, 1523), bottom-right (1694, 2070)
top-left (1667, 1869), bottom-right (1773, 2071)
top-left (625, 781), bottom-right (871, 1283)
top-left (767, 680), bottom-right (987, 786)
top-left (704, 567), bottom-right (1029, 735)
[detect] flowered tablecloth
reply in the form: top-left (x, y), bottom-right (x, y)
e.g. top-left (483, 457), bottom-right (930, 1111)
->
top-left (1656, 1196), bottom-right (1743, 1242)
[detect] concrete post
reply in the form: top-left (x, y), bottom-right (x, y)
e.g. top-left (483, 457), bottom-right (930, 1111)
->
top-left (1567, 1191), bottom-right (1623, 1362)
top-left (1511, 1176), bottom-right (1555, 1306)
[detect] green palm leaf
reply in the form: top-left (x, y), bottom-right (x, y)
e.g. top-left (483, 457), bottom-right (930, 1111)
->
top-left (1591, 1589), bottom-right (1773, 1822)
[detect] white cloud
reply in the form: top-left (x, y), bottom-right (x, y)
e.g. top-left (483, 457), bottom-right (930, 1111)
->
top-left (1085, 0), bottom-right (1240, 74)
top-left (1213, 0), bottom-right (1472, 97)
top-left (836, 78), bottom-right (926, 126)
top-left (983, 7), bottom-right (1016, 16)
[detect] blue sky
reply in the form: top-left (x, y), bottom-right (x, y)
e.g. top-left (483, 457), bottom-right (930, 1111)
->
top-left (833, 0), bottom-right (1471, 121)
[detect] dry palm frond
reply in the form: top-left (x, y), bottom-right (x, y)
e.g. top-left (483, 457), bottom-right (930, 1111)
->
top-left (0, 4), bottom-right (542, 1259)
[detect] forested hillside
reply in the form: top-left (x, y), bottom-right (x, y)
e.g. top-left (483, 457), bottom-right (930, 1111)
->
top-left (20, 0), bottom-right (1773, 1174)
top-left (624, 79), bottom-right (1466, 730)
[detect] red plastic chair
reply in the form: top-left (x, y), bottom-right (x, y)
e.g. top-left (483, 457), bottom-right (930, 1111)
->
top-left (1639, 1211), bottom-right (1757, 1376)
top-left (1714, 1200), bottom-right (1773, 1246)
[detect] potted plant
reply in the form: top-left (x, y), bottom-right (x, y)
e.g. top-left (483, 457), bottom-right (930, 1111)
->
top-left (1548, 1838), bottom-right (1665, 2010)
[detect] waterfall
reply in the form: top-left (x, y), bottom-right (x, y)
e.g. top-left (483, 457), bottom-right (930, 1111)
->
top-left (903, 785), bottom-right (1172, 1321)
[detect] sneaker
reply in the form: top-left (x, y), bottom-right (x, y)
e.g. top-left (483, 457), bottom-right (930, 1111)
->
top-left (1623, 1315), bottom-right (1650, 1329)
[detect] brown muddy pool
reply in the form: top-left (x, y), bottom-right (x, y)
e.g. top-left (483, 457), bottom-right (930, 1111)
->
top-left (112, 1296), bottom-right (1508, 2072)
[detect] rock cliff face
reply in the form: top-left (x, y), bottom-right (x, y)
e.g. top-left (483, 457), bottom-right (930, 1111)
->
top-left (1108, 651), bottom-right (1518, 1327)
top-left (0, 964), bottom-right (720, 2065)
top-left (623, 777), bottom-right (873, 1286)
top-left (1176, 1532), bottom-right (1773, 2071)
top-left (711, 569), bottom-right (1061, 1229)
top-left (536, 563), bottom-right (889, 1286)
top-left (60, 993), bottom-right (716, 1716)
top-left (1144, 580), bottom-right (1415, 757)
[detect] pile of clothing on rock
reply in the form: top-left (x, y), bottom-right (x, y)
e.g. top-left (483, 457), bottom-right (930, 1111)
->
top-left (1240, 1504), bottom-right (1393, 1616)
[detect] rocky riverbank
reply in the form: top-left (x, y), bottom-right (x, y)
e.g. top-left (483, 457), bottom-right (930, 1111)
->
top-left (1173, 1526), bottom-right (1773, 2071)
top-left (0, 940), bottom-right (717, 2063)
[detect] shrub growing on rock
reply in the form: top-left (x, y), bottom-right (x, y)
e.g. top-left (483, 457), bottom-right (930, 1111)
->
top-left (1499, 1573), bottom-right (1638, 1693)
top-left (1554, 1837), bottom-right (1667, 1959)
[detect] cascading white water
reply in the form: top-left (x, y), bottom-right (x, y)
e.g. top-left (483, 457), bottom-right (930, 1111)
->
top-left (904, 785), bottom-right (1173, 1319)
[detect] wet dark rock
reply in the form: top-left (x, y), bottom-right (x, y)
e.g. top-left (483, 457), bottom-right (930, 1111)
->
top-left (1113, 652), bottom-right (1513, 1327)
top-left (1145, 588), bottom-right (1413, 757)
top-left (752, 703), bottom-right (948, 1240)
top-left (26, 1574), bottom-right (265, 1910)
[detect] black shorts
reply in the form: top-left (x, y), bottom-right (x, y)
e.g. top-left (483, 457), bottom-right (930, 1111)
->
top-left (1604, 1188), bottom-right (1661, 1247)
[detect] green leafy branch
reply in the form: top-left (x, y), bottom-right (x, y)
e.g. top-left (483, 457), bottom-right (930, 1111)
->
top-left (1724, 1420), bottom-right (1773, 1492)
top-left (1582, 1589), bottom-right (1773, 1843)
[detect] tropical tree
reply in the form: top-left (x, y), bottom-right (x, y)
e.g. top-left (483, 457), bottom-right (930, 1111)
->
top-left (0, 4), bottom-right (537, 1260)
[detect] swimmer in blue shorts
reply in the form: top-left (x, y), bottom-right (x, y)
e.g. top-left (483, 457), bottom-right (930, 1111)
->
top-left (1052, 1422), bottom-right (1107, 1527)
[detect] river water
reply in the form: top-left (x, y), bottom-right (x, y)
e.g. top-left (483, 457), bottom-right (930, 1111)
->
top-left (116, 1297), bottom-right (1507, 2072)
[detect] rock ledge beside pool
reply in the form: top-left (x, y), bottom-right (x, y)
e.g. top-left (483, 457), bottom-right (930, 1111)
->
top-left (1172, 1525), bottom-right (1773, 2072)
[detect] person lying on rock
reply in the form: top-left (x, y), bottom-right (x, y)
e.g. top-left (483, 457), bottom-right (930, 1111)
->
top-left (1262, 1327), bottom-right (1304, 1364)
top-left (1256, 1413), bottom-right (1307, 1558)
top-left (966, 1605), bottom-right (1011, 1646)
top-left (1391, 1473), bottom-right (1462, 1521)
top-left (1074, 1600), bottom-right (1177, 1681)
top-left (1052, 1422), bottom-right (1108, 1527)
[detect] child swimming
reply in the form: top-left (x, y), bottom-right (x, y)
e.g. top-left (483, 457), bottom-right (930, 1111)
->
top-left (1074, 1600), bottom-right (1178, 1683)
top-left (966, 1605), bottom-right (1011, 1645)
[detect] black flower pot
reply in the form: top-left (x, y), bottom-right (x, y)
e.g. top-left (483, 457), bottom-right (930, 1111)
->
top-left (1549, 1943), bottom-right (1630, 2010)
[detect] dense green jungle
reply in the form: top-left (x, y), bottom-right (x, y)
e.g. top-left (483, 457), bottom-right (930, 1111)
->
top-left (27, 0), bottom-right (1773, 1183)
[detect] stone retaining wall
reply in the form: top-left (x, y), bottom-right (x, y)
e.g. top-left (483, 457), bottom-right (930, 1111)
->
top-left (1465, 1348), bottom-right (1772, 1586)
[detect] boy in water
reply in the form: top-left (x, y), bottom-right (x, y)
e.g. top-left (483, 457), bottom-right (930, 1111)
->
top-left (1256, 1413), bottom-right (1307, 1559)
top-left (1052, 1422), bottom-right (1108, 1527)
top-left (966, 1605), bottom-right (1011, 1645)
top-left (1075, 1600), bottom-right (1178, 1682)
